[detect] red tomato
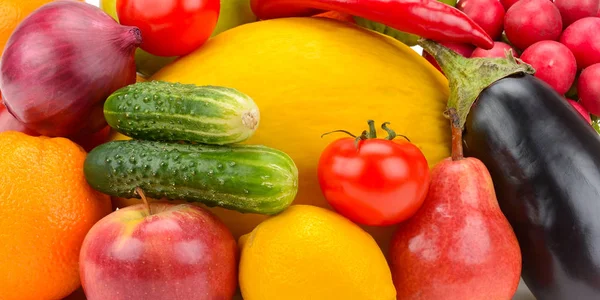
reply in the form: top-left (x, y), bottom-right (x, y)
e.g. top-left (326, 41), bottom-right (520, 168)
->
top-left (318, 138), bottom-right (431, 226)
top-left (117, 0), bottom-right (220, 57)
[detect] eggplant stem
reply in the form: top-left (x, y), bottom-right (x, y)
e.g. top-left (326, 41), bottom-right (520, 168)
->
top-left (418, 39), bottom-right (535, 130)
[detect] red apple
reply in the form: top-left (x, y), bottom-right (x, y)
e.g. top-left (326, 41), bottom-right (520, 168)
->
top-left (79, 202), bottom-right (238, 300)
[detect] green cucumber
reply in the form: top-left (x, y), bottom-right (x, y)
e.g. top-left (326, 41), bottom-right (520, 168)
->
top-left (84, 140), bottom-right (298, 215)
top-left (104, 81), bottom-right (260, 145)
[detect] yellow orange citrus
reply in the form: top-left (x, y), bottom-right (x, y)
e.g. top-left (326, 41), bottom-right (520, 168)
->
top-left (0, 131), bottom-right (112, 300)
top-left (239, 205), bottom-right (396, 300)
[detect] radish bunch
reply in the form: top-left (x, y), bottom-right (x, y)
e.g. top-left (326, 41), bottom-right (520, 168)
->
top-left (434, 0), bottom-right (600, 125)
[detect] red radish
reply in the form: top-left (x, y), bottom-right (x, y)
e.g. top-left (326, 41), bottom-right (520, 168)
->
top-left (560, 17), bottom-right (600, 69)
top-left (423, 42), bottom-right (475, 74)
top-left (500, 0), bottom-right (520, 10)
top-left (520, 41), bottom-right (577, 95)
top-left (554, 0), bottom-right (599, 27)
top-left (504, 0), bottom-right (562, 50)
top-left (578, 63), bottom-right (600, 115)
top-left (471, 42), bottom-right (519, 58)
top-left (566, 99), bottom-right (593, 124)
top-left (457, 0), bottom-right (505, 40)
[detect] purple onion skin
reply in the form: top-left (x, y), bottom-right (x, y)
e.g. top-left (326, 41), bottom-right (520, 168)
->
top-left (0, 0), bottom-right (141, 137)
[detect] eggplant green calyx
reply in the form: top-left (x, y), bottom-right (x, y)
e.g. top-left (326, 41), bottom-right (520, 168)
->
top-left (418, 39), bottom-right (535, 129)
top-left (321, 120), bottom-right (411, 148)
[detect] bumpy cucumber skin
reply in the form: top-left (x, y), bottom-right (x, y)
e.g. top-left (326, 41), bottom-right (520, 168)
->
top-left (104, 81), bottom-right (260, 145)
top-left (84, 140), bottom-right (298, 215)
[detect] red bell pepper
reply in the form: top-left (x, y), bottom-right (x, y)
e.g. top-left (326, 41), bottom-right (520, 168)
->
top-left (250, 0), bottom-right (494, 49)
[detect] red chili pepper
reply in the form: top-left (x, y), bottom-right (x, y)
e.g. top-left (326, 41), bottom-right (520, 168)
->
top-left (250, 0), bottom-right (494, 49)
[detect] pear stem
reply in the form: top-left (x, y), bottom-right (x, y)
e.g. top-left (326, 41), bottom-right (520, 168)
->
top-left (135, 187), bottom-right (152, 216)
top-left (448, 108), bottom-right (464, 161)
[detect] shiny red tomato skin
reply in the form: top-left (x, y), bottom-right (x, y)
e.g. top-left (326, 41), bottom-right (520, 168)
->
top-left (318, 138), bottom-right (431, 226)
top-left (117, 0), bottom-right (220, 57)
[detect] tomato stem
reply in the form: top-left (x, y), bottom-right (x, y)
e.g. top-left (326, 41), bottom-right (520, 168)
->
top-left (382, 122), bottom-right (411, 142)
top-left (321, 130), bottom-right (357, 138)
top-left (135, 187), bottom-right (152, 216)
top-left (381, 122), bottom-right (396, 140)
top-left (367, 120), bottom-right (377, 138)
top-left (448, 108), bottom-right (464, 161)
top-left (321, 120), bottom-right (412, 149)
top-left (351, 130), bottom-right (366, 148)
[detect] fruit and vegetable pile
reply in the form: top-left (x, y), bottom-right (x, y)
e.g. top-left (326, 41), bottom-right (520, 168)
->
top-left (1, 0), bottom-right (600, 299)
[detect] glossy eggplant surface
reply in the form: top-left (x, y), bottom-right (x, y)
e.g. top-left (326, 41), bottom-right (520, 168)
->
top-left (463, 74), bottom-right (600, 300)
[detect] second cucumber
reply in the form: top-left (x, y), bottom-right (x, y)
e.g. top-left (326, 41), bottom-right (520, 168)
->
top-left (84, 140), bottom-right (298, 215)
top-left (104, 81), bottom-right (260, 145)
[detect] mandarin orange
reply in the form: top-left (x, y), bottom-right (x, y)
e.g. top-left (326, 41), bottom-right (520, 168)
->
top-left (0, 131), bottom-right (111, 300)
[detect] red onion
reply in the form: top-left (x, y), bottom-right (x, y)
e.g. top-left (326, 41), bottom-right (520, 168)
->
top-left (0, 101), bottom-right (39, 136)
top-left (0, 0), bottom-right (141, 137)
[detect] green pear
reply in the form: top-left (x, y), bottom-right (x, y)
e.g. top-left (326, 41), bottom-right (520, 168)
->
top-left (100, 0), bottom-right (257, 78)
top-left (100, 0), bottom-right (118, 21)
top-left (212, 0), bottom-right (257, 37)
top-left (133, 50), bottom-right (177, 78)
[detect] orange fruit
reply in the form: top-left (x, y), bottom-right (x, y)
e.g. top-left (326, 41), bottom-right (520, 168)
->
top-left (0, 0), bottom-right (83, 55)
top-left (0, 131), bottom-right (112, 300)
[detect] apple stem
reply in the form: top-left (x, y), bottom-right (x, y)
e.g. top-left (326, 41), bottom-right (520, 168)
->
top-left (135, 187), bottom-right (152, 216)
top-left (448, 108), bottom-right (464, 161)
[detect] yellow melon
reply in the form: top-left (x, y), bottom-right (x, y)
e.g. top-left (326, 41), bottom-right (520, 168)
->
top-left (142, 17), bottom-right (450, 252)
